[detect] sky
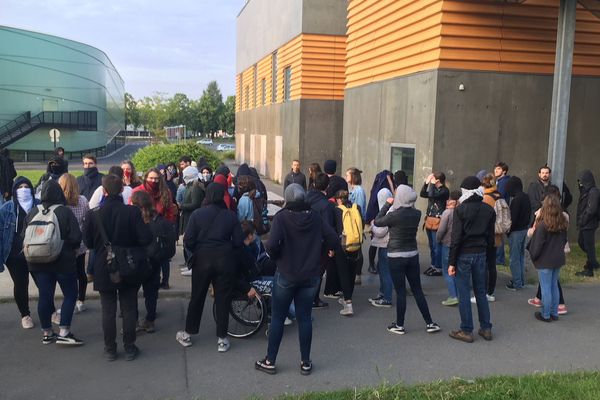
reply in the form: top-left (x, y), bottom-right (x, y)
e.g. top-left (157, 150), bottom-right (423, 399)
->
top-left (1, 0), bottom-right (243, 100)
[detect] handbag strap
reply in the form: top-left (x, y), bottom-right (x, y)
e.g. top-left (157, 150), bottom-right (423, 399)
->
top-left (93, 209), bottom-right (112, 248)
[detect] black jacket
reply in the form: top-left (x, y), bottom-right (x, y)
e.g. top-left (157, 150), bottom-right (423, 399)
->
top-left (325, 175), bottom-right (348, 199)
top-left (374, 202), bottom-right (421, 253)
top-left (305, 189), bottom-right (336, 229)
top-left (528, 221), bottom-right (567, 269)
top-left (180, 181), bottom-right (205, 233)
top-left (420, 183), bottom-right (449, 217)
top-left (527, 180), bottom-right (572, 216)
top-left (449, 196), bottom-right (495, 266)
top-left (283, 171), bottom-right (307, 191)
top-left (506, 177), bottom-right (531, 233)
top-left (183, 204), bottom-right (244, 255)
top-left (83, 196), bottom-right (153, 291)
top-left (265, 202), bottom-right (337, 283)
top-left (0, 154), bottom-right (17, 199)
top-left (77, 167), bottom-right (105, 201)
top-left (26, 180), bottom-right (82, 274)
top-left (576, 170), bottom-right (600, 230)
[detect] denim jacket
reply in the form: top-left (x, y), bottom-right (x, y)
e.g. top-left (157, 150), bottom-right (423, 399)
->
top-left (0, 198), bottom-right (41, 268)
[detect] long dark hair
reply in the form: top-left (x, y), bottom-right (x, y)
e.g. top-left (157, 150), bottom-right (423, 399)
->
top-left (143, 168), bottom-right (172, 210)
top-left (308, 163), bottom-right (322, 189)
top-left (131, 190), bottom-right (157, 224)
top-left (121, 160), bottom-right (142, 187)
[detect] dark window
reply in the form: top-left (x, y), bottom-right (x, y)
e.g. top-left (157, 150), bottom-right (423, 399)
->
top-left (283, 67), bottom-right (291, 102)
top-left (253, 64), bottom-right (258, 108)
top-left (390, 145), bottom-right (416, 186)
top-left (261, 79), bottom-right (266, 106)
top-left (271, 51), bottom-right (277, 103)
top-left (245, 85), bottom-right (250, 109)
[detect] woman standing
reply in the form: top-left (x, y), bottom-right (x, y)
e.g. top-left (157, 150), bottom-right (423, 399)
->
top-left (345, 168), bottom-right (367, 284)
top-left (374, 185), bottom-right (441, 335)
top-left (0, 177), bottom-right (39, 329)
top-left (307, 163), bottom-right (322, 191)
top-left (176, 183), bottom-right (244, 351)
top-left (58, 174), bottom-right (90, 313)
top-left (528, 195), bottom-right (568, 322)
top-left (368, 188), bottom-right (393, 308)
top-left (121, 160), bottom-right (142, 189)
top-left (419, 172), bottom-right (449, 276)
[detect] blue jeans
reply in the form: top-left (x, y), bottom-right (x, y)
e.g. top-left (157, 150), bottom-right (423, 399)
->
top-left (455, 252), bottom-right (491, 333)
top-left (32, 271), bottom-right (78, 330)
top-left (496, 238), bottom-right (505, 265)
top-left (376, 248), bottom-right (393, 303)
top-left (440, 245), bottom-right (457, 298)
top-left (425, 229), bottom-right (441, 270)
top-left (508, 229), bottom-right (527, 288)
top-left (267, 272), bottom-right (319, 363)
top-left (538, 268), bottom-right (561, 319)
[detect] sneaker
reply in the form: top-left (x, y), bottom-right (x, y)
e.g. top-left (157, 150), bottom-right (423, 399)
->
top-left (487, 294), bottom-right (496, 302)
top-left (354, 275), bottom-right (362, 285)
top-left (75, 300), bottom-right (86, 313)
top-left (284, 317), bottom-right (293, 326)
top-left (176, 331), bottom-right (192, 347)
top-left (160, 282), bottom-right (171, 289)
top-left (56, 332), bottom-right (84, 346)
top-left (51, 310), bottom-right (61, 325)
top-left (368, 295), bottom-right (384, 303)
top-left (124, 345), bottom-right (139, 361)
top-left (535, 311), bottom-right (552, 322)
top-left (312, 300), bottom-right (328, 309)
top-left (449, 330), bottom-right (474, 343)
top-left (470, 295), bottom-right (492, 304)
top-left (340, 303), bottom-right (354, 316)
top-left (217, 337), bottom-right (230, 353)
top-left (423, 266), bottom-right (435, 275)
top-left (575, 269), bottom-right (593, 277)
top-left (505, 282), bottom-right (521, 291)
top-left (370, 299), bottom-right (392, 308)
top-left (180, 267), bottom-right (188, 272)
top-left (181, 269), bottom-right (192, 277)
top-left (558, 304), bottom-right (568, 315)
top-left (426, 269), bottom-right (443, 277)
top-left (334, 291), bottom-right (343, 297)
top-left (104, 349), bottom-right (117, 361)
top-left (86, 273), bottom-right (94, 283)
top-left (426, 323), bottom-right (441, 333)
top-left (300, 360), bottom-right (313, 375)
top-left (255, 358), bottom-right (276, 375)
top-left (323, 293), bottom-right (340, 299)
top-left (387, 323), bottom-right (405, 335)
top-left (367, 264), bottom-right (378, 274)
top-left (338, 297), bottom-right (346, 306)
top-left (139, 319), bottom-right (155, 333)
top-left (21, 315), bottom-right (34, 329)
top-left (42, 332), bottom-right (58, 345)
top-left (478, 328), bottom-right (493, 341)
top-left (528, 297), bottom-right (542, 307)
top-left (442, 297), bottom-right (459, 306)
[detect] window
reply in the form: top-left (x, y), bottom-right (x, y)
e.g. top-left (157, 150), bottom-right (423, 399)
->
top-left (261, 79), bottom-right (266, 106)
top-left (245, 85), bottom-right (250, 109)
top-left (283, 66), bottom-right (291, 102)
top-left (390, 144), bottom-right (416, 186)
top-left (253, 64), bottom-right (258, 108)
top-left (271, 51), bottom-right (277, 103)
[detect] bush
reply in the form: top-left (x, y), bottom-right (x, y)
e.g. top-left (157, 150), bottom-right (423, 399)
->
top-left (222, 150), bottom-right (236, 160)
top-left (131, 143), bottom-right (222, 173)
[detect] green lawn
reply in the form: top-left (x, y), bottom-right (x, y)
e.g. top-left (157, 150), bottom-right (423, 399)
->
top-left (15, 170), bottom-right (85, 186)
top-left (268, 371), bottom-right (600, 400)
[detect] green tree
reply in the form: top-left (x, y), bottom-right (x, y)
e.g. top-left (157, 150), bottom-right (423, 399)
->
top-left (124, 92), bottom-right (140, 130)
top-left (198, 81), bottom-right (224, 138)
top-left (221, 95), bottom-right (235, 135)
top-left (165, 93), bottom-right (191, 129)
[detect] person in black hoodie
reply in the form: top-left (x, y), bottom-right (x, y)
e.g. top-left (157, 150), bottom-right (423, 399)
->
top-left (176, 182), bottom-right (244, 352)
top-left (448, 176), bottom-right (495, 343)
top-left (0, 148), bottom-right (17, 202)
top-left (420, 172), bottom-right (449, 276)
top-left (505, 176), bottom-right (531, 290)
top-left (575, 169), bottom-right (600, 277)
top-left (250, 167), bottom-right (269, 203)
top-left (83, 174), bottom-right (153, 360)
top-left (255, 183), bottom-right (337, 376)
top-left (26, 179), bottom-right (83, 346)
top-left (77, 154), bottom-right (104, 200)
top-left (283, 160), bottom-right (307, 191)
top-left (54, 147), bottom-right (69, 172)
top-left (35, 156), bottom-right (68, 199)
top-left (324, 159), bottom-right (348, 199)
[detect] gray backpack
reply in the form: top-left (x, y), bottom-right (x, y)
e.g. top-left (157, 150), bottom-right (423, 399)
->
top-left (23, 205), bottom-right (64, 263)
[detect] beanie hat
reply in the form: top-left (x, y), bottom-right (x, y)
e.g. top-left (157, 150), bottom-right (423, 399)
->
top-left (324, 160), bottom-right (337, 175)
top-left (461, 176), bottom-right (482, 190)
top-left (284, 183), bottom-right (305, 203)
top-left (476, 169), bottom-right (488, 182)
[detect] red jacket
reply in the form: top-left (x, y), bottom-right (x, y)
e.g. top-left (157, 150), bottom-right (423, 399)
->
top-left (130, 183), bottom-right (178, 224)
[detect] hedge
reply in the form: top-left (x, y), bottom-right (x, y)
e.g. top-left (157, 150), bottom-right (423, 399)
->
top-left (131, 143), bottom-right (222, 173)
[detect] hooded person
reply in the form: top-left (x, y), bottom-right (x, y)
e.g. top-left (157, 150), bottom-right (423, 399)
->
top-left (323, 159), bottom-right (348, 199)
top-left (365, 170), bottom-right (394, 224)
top-left (180, 166), bottom-right (205, 233)
top-left (54, 147), bottom-right (69, 172)
top-left (368, 187), bottom-right (394, 307)
top-left (212, 174), bottom-right (235, 211)
top-left (26, 179), bottom-right (84, 345)
top-left (199, 165), bottom-right (213, 187)
top-left (447, 176), bottom-right (495, 343)
top-left (373, 184), bottom-right (441, 336)
top-left (0, 148), bottom-right (17, 201)
top-left (575, 169), bottom-right (600, 276)
top-left (35, 156), bottom-right (68, 199)
top-left (255, 183), bottom-right (337, 375)
top-left (0, 177), bottom-right (41, 329)
top-left (250, 167), bottom-right (268, 203)
top-left (504, 176), bottom-right (531, 290)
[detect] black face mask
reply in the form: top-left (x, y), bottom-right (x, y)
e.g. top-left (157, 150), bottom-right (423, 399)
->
top-left (49, 164), bottom-right (62, 175)
top-left (84, 167), bottom-right (97, 176)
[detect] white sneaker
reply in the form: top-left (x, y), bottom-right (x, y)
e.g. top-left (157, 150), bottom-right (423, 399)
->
top-left (338, 297), bottom-right (346, 307)
top-left (340, 303), bottom-right (354, 316)
top-left (180, 267), bottom-right (188, 272)
top-left (181, 269), bottom-right (192, 276)
top-left (487, 294), bottom-right (496, 302)
top-left (217, 337), bottom-right (230, 352)
top-left (51, 310), bottom-right (61, 325)
top-left (284, 317), bottom-right (293, 326)
top-left (75, 300), bottom-right (86, 313)
top-left (21, 315), bottom-right (34, 329)
top-left (176, 331), bottom-right (192, 347)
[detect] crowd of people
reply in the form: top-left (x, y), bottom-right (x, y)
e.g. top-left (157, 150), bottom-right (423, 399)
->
top-left (0, 146), bottom-right (598, 373)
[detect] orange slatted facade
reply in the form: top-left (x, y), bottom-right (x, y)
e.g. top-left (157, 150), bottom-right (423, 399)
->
top-left (256, 54), bottom-right (273, 107)
top-left (235, 74), bottom-right (241, 112)
top-left (276, 35), bottom-right (303, 102)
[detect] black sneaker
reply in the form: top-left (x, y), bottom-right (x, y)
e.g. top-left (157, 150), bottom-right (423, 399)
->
top-left (104, 349), bottom-right (117, 361)
top-left (505, 281), bottom-right (521, 291)
top-left (367, 264), bottom-right (378, 274)
top-left (387, 323), bottom-right (406, 335)
top-left (56, 332), bottom-right (84, 346)
top-left (575, 269), bottom-right (593, 277)
top-left (312, 300), bottom-right (328, 310)
top-left (125, 345), bottom-right (139, 361)
top-left (426, 269), bottom-right (443, 277)
top-left (42, 332), bottom-right (58, 345)
top-left (300, 360), bottom-right (313, 375)
top-left (423, 266), bottom-right (434, 275)
top-left (255, 358), bottom-right (276, 375)
top-left (426, 323), bottom-right (441, 333)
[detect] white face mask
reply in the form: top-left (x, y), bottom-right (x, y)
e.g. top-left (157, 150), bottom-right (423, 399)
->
top-left (16, 187), bottom-right (33, 213)
top-left (201, 173), bottom-right (211, 182)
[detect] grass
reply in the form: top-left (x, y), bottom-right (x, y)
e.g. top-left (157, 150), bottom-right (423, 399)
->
top-left (264, 371), bottom-right (600, 400)
top-left (497, 243), bottom-right (600, 285)
top-left (15, 169), bottom-right (85, 185)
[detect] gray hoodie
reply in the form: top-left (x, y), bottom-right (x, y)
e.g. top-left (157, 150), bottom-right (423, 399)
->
top-left (371, 188), bottom-right (392, 248)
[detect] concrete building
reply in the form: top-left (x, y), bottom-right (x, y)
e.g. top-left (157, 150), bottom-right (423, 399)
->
top-left (0, 26), bottom-right (125, 161)
top-left (235, 0), bottom-right (347, 183)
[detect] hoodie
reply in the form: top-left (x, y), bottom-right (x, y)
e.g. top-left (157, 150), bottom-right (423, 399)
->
top-left (35, 156), bottom-right (68, 198)
top-left (265, 199), bottom-right (337, 283)
top-left (371, 188), bottom-right (392, 248)
top-left (365, 170), bottom-right (393, 223)
top-left (305, 189), bottom-right (336, 229)
top-left (505, 176), bottom-right (531, 233)
top-left (374, 185), bottom-right (421, 254)
top-left (26, 179), bottom-right (82, 274)
top-left (77, 166), bottom-right (104, 201)
top-left (576, 169), bottom-right (600, 230)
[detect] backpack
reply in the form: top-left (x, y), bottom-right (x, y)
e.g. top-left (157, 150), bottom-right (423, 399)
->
top-left (23, 205), bottom-right (64, 263)
top-left (494, 198), bottom-right (512, 234)
top-left (339, 203), bottom-right (363, 252)
top-left (147, 215), bottom-right (177, 262)
top-left (252, 195), bottom-right (270, 235)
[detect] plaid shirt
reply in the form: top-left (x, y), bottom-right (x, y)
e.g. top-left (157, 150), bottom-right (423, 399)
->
top-left (68, 195), bottom-right (89, 256)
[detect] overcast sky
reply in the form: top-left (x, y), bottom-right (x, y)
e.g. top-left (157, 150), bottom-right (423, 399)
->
top-left (1, 0), bottom-right (243, 100)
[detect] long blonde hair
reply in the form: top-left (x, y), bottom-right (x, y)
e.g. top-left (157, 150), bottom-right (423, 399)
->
top-left (539, 194), bottom-right (568, 232)
top-left (58, 173), bottom-right (80, 207)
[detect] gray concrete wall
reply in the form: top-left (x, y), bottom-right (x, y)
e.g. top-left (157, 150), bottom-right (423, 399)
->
top-left (302, 0), bottom-right (348, 36)
top-left (299, 99), bottom-right (344, 169)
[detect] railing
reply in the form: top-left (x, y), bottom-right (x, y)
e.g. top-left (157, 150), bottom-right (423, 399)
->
top-left (0, 111), bottom-right (30, 137)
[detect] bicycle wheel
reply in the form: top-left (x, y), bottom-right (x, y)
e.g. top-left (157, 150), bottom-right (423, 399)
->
top-left (213, 295), bottom-right (266, 338)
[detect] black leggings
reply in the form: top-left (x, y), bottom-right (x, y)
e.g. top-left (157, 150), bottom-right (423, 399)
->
top-left (76, 254), bottom-right (87, 302)
top-left (323, 255), bottom-right (341, 296)
top-left (487, 256), bottom-right (497, 296)
top-left (388, 255), bottom-right (433, 327)
top-left (536, 281), bottom-right (565, 304)
top-left (369, 245), bottom-right (377, 267)
top-left (6, 254), bottom-right (31, 317)
top-left (338, 250), bottom-right (359, 301)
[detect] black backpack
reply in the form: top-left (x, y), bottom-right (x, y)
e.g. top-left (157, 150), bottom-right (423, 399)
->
top-left (147, 215), bottom-right (177, 262)
top-left (252, 195), bottom-right (270, 235)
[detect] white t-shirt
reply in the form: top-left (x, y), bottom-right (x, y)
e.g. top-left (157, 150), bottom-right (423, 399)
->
top-left (88, 185), bottom-right (132, 208)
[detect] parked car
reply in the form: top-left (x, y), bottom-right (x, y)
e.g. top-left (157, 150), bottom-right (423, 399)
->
top-left (216, 144), bottom-right (235, 152)
top-left (196, 139), bottom-right (213, 145)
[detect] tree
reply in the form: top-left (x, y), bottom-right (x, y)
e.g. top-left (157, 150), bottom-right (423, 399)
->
top-left (124, 92), bottom-right (140, 130)
top-left (221, 95), bottom-right (235, 135)
top-left (165, 93), bottom-right (191, 128)
top-left (198, 81), bottom-right (224, 138)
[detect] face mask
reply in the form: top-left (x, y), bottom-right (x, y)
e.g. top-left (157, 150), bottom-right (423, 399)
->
top-left (146, 181), bottom-right (159, 192)
top-left (16, 187), bottom-right (33, 213)
top-left (84, 167), bottom-right (96, 176)
top-left (201, 173), bottom-right (211, 182)
top-left (49, 164), bottom-right (62, 175)
top-left (123, 170), bottom-right (131, 179)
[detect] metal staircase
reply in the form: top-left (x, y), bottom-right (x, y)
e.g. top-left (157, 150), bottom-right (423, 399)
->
top-left (0, 111), bottom-right (97, 148)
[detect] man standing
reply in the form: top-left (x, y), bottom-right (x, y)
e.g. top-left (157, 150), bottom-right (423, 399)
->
top-left (528, 165), bottom-right (572, 216)
top-left (54, 147), bottom-right (69, 172)
top-left (323, 159), bottom-right (348, 199)
top-left (575, 170), bottom-right (600, 277)
top-left (494, 162), bottom-right (510, 265)
top-left (505, 176), bottom-right (531, 290)
top-left (0, 148), bottom-right (17, 204)
top-left (77, 154), bottom-right (104, 201)
top-left (448, 176), bottom-right (495, 343)
top-left (283, 160), bottom-right (306, 191)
